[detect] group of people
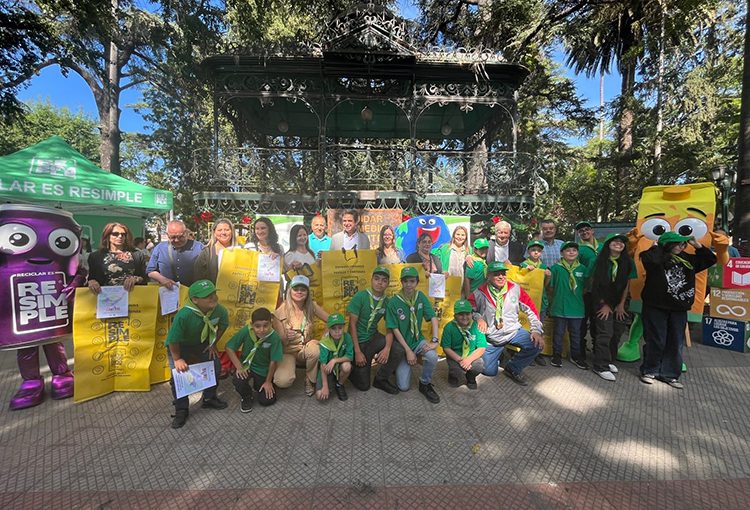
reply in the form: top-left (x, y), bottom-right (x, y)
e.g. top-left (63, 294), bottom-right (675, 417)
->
top-left (79, 212), bottom-right (716, 430)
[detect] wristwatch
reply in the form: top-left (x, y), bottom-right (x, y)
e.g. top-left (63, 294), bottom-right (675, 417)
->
top-left (431, 337), bottom-right (439, 343)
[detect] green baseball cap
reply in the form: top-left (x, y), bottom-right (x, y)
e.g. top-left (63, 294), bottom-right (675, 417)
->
top-left (400, 266), bottom-right (420, 280)
top-left (327, 314), bottom-right (345, 327)
top-left (605, 233), bottom-right (629, 244)
top-left (527, 240), bottom-right (544, 250)
top-left (658, 231), bottom-right (692, 246)
top-left (189, 279), bottom-right (218, 299)
top-left (561, 241), bottom-right (579, 252)
top-left (487, 261), bottom-right (507, 273)
top-left (289, 275), bottom-right (310, 288)
top-left (575, 221), bottom-right (593, 231)
top-left (373, 266), bottom-right (390, 277)
top-left (454, 299), bottom-right (473, 314)
top-left (473, 238), bottom-right (490, 249)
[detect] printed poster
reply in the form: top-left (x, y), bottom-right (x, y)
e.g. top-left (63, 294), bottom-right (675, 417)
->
top-left (321, 249), bottom-right (378, 328)
top-left (422, 275), bottom-right (462, 356)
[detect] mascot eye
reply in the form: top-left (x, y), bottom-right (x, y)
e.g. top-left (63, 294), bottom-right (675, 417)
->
top-left (48, 228), bottom-right (80, 257)
top-left (641, 218), bottom-right (671, 241)
top-left (418, 218), bottom-right (426, 225)
top-left (428, 218), bottom-right (436, 225)
top-left (0, 223), bottom-right (38, 254)
top-left (674, 218), bottom-right (708, 241)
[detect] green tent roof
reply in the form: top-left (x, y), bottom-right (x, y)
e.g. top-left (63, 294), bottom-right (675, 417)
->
top-left (0, 136), bottom-right (173, 216)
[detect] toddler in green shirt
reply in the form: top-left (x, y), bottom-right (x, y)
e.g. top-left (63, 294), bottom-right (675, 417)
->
top-left (316, 314), bottom-right (354, 402)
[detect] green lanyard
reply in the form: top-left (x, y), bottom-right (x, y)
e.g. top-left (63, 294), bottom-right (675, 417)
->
top-left (609, 255), bottom-right (620, 282)
top-left (185, 302), bottom-right (217, 345)
top-left (456, 320), bottom-right (474, 357)
top-left (320, 333), bottom-right (345, 379)
top-left (523, 258), bottom-right (542, 269)
top-left (242, 330), bottom-right (272, 370)
top-left (580, 239), bottom-right (600, 254)
top-left (557, 259), bottom-right (581, 292)
top-left (488, 284), bottom-right (508, 326)
top-left (365, 288), bottom-right (385, 333)
top-left (671, 254), bottom-right (693, 269)
top-left (397, 291), bottom-right (420, 339)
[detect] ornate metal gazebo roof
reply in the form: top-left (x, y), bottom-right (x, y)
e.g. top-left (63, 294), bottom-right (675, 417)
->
top-left (192, 3), bottom-right (546, 217)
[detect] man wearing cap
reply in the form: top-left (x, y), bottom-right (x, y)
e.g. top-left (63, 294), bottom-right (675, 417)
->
top-left (540, 219), bottom-right (564, 268)
top-left (165, 279), bottom-right (229, 428)
top-left (147, 220), bottom-right (205, 289)
top-left (330, 209), bottom-right (371, 250)
top-left (385, 266), bottom-right (441, 403)
top-left (473, 262), bottom-right (544, 386)
top-left (576, 221), bottom-right (599, 359)
top-left (347, 267), bottom-right (405, 393)
top-left (486, 220), bottom-right (525, 266)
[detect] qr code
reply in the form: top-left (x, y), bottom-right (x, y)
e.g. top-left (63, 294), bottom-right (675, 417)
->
top-left (235, 309), bottom-right (252, 329)
top-left (342, 279), bottom-right (359, 299)
top-left (109, 347), bottom-right (125, 371)
top-left (434, 305), bottom-right (444, 320)
top-left (107, 321), bottom-right (129, 345)
top-left (238, 282), bottom-right (256, 306)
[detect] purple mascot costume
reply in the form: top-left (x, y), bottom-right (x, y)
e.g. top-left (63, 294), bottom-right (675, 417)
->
top-left (0, 204), bottom-right (87, 410)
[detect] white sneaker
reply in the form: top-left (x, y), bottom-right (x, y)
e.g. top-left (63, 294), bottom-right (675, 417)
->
top-left (609, 364), bottom-right (618, 373)
top-left (595, 370), bottom-right (616, 381)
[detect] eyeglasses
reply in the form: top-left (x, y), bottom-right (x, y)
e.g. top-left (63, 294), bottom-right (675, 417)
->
top-left (168, 234), bottom-right (186, 240)
top-left (110, 232), bottom-right (126, 238)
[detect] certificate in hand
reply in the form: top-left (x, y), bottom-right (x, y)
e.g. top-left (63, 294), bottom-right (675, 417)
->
top-left (96, 286), bottom-right (129, 319)
top-left (172, 361), bottom-right (217, 399)
top-left (258, 254), bottom-right (282, 282)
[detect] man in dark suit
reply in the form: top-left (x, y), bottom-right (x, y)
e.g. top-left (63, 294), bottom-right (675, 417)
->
top-left (486, 220), bottom-right (525, 266)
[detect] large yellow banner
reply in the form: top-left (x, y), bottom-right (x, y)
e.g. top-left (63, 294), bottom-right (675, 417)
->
top-left (73, 286), bottom-right (159, 403)
top-left (151, 285), bottom-right (189, 384)
top-left (216, 249), bottom-right (280, 350)
top-left (321, 249), bottom-right (378, 328)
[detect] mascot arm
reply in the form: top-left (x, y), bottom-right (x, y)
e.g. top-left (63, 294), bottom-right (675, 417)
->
top-left (627, 227), bottom-right (644, 257)
top-left (63, 266), bottom-right (89, 300)
top-left (710, 231), bottom-right (730, 266)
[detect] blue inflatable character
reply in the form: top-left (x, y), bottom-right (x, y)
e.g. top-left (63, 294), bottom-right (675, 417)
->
top-left (395, 215), bottom-right (451, 257)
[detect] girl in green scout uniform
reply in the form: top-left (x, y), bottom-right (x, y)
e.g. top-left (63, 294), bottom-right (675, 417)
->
top-left (588, 234), bottom-right (637, 382)
top-left (316, 314), bottom-right (354, 402)
top-left (348, 267), bottom-right (405, 394)
top-left (464, 238), bottom-right (489, 303)
top-left (520, 239), bottom-right (551, 366)
top-left (166, 280), bottom-right (229, 429)
top-left (441, 299), bottom-right (486, 389)
top-left (548, 242), bottom-right (588, 370)
top-left (225, 307), bottom-right (283, 411)
top-left (385, 266), bottom-right (441, 403)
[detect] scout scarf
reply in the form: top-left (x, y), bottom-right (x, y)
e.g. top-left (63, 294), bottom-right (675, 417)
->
top-left (488, 283), bottom-right (508, 327)
top-left (557, 259), bottom-right (581, 292)
top-left (455, 320), bottom-right (474, 357)
top-left (523, 258), bottom-right (542, 269)
top-left (609, 254), bottom-right (620, 282)
top-left (365, 288), bottom-right (385, 333)
top-left (397, 291), bottom-right (420, 337)
top-left (670, 254), bottom-right (693, 270)
top-left (320, 333), bottom-right (346, 379)
top-left (185, 301), bottom-right (217, 345)
top-left (242, 330), bottom-right (273, 370)
top-left (579, 238), bottom-right (600, 254)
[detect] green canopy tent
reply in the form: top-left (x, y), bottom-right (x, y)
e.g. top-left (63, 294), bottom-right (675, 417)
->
top-left (0, 136), bottom-right (173, 247)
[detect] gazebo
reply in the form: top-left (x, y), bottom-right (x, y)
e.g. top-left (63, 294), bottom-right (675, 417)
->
top-left (193, 3), bottom-right (546, 218)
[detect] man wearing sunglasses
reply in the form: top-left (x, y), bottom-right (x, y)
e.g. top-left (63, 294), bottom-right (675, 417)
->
top-left (147, 220), bottom-right (205, 289)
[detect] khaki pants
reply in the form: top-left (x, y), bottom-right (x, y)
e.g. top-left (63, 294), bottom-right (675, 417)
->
top-left (274, 342), bottom-right (320, 388)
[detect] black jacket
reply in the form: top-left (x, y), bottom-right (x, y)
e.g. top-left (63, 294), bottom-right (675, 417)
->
top-left (486, 240), bottom-right (525, 265)
top-left (640, 245), bottom-right (716, 311)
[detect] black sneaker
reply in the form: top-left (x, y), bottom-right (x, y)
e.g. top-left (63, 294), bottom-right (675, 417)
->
top-left (201, 396), bottom-right (228, 410)
top-left (335, 383), bottom-right (348, 401)
top-left (240, 397), bottom-right (253, 413)
top-left (503, 369), bottom-right (529, 386)
top-left (570, 356), bottom-right (590, 370)
top-left (171, 409), bottom-right (188, 429)
top-left (534, 355), bottom-right (547, 366)
top-left (448, 375), bottom-right (460, 388)
top-left (372, 377), bottom-right (399, 395)
top-left (551, 354), bottom-right (562, 367)
top-left (419, 382), bottom-right (440, 404)
top-left (466, 373), bottom-right (478, 390)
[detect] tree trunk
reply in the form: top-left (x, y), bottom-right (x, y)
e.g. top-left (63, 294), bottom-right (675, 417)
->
top-left (734, 0), bottom-right (750, 250)
top-left (99, 0), bottom-right (121, 175)
top-left (465, 135), bottom-right (487, 194)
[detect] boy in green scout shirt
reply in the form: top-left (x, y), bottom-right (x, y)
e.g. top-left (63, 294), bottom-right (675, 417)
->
top-left (520, 240), bottom-right (552, 366)
top-left (464, 238), bottom-right (489, 301)
top-left (348, 266), bottom-right (405, 395)
top-left (441, 300), bottom-right (486, 389)
top-left (385, 266), bottom-right (441, 404)
top-left (316, 314), bottom-right (354, 402)
top-left (547, 242), bottom-right (588, 370)
top-left (166, 279), bottom-right (229, 429)
top-left (224, 307), bottom-right (283, 412)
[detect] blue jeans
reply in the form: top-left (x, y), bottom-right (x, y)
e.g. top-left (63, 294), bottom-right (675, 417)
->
top-left (553, 317), bottom-right (582, 357)
top-left (640, 305), bottom-right (686, 380)
top-left (395, 340), bottom-right (438, 390)
top-left (481, 329), bottom-right (542, 376)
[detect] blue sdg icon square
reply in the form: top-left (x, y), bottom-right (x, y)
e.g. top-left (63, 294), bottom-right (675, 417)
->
top-left (702, 316), bottom-right (750, 353)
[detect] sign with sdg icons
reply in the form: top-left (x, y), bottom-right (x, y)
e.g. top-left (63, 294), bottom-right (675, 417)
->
top-left (702, 316), bottom-right (750, 353)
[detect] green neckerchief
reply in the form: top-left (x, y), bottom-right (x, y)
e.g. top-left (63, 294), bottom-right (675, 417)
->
top-left (397, 291), bottom-right (420, 339)
top-left (671, 254), bottom-right (693, 270)
top-left (241, 330), bottom-right (273, 370)
top-left (455, 320), bottom-right (474, 357)
top-left (184, 301), bottom-right (217, 345)
top-left (557, 259), bottom-right (581, 292)
top-left (365, 288), bottom-right (385, 333)
top-left (609, 254), bottom-right (620, 282)
top-left (488, 283), bottom-right (508, 326)
top-left (523, 258), bottom-right (542, 269)
top-left (580, 238), bottom-right (600, 254)
top-left (320, 333), bottom-right (345, 379)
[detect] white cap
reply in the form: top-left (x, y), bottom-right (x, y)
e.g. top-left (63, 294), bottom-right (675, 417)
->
top-left (290, 275), bottom-right (310, 288)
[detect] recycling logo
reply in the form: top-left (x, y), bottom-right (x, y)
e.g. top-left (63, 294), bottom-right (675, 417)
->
top-left (712, 329), bottom-right (735, 346)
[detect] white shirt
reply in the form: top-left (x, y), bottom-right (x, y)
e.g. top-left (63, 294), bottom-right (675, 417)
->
top-left (494, 242), bottom-right (509, 263)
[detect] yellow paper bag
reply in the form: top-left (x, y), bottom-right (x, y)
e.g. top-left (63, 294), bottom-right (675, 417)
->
top-left (321, 249), bottom-right (378, 329)
top-left (377, 263), bottom-right (428, 334)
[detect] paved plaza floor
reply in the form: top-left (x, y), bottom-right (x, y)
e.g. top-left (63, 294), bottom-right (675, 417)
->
top-left (1, 338), bottom-right (750, 509)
